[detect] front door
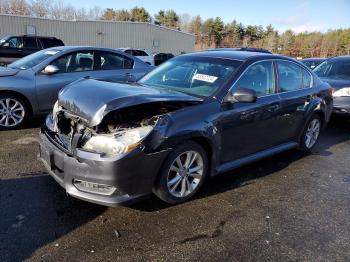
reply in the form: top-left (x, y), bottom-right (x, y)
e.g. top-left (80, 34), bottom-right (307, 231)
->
top-left (35, 51), bottom-right (96, 112)
top-left (219, 60), bottom-right (284, 163)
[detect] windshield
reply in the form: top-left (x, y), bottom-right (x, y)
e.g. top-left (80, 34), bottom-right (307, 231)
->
top-left (138, 56), bottom-right (242, 97)
top-left (314, 59), bottom-right (350, 80)
top-left (8, 49), bottom-right (61, 70)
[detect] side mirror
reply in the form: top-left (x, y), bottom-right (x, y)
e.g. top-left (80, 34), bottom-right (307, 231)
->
top-left (225, 88), bottom-right (257, 103)
top-left (42, 65), bottom-right (59, 75)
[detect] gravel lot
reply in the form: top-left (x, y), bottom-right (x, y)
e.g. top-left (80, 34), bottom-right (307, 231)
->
top-left (1, 117), bottom-right (350, 262)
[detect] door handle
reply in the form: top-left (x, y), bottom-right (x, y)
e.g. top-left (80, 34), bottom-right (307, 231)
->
top-left (124, 72), bottom-right (134, 77)
top-left (267, 104), bottom-right (280, 112)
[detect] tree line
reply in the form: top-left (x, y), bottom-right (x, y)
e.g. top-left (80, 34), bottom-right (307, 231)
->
top-left (1, 0), bottom-right (349, 58)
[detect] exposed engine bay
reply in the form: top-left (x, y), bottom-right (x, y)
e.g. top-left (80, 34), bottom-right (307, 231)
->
top-left (51, 101), bottom-right (197, 157)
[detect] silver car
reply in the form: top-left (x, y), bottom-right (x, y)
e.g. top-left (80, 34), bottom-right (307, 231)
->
top-left (0, 46), bottom-right (152, 129)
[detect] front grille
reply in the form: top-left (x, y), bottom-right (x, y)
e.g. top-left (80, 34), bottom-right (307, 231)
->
top-left (58, 132), bottom-right (73, 151)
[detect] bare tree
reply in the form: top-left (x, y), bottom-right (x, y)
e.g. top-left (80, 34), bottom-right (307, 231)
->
top-left (50, 0), bottom-right (75, 20)
top-left (88, 5), bottom-right (101, 20)
top-left (179, 13), bottom-right (191, 32)
top-left (4, 0), bottom-right (30, 15)
top-left (29, 0), bottom-right (51, 17)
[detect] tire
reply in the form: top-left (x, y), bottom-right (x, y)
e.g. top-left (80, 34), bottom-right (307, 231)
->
top-left (0, 94), bottom-right (30, 130)
top-left (298, 114), bottom-right (322, 152)
top-left (153, 141), bottom-right (208, 204)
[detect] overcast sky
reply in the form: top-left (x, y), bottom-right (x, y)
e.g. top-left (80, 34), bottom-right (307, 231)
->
top-left (68, 0), bottom-right (350, 33)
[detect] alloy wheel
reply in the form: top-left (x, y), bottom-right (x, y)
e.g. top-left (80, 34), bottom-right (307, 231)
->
top-left (0, 98), bottom-right (25, 127)
top-left (167, 150), bottom-right (204, 198)
top-left (305, 118), bottom-right (321, 149)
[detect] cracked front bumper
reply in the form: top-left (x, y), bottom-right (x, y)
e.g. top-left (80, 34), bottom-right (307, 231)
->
top-left (39, 128), bottom-right (170, 207)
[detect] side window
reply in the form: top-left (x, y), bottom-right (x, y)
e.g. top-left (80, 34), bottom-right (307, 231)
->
top-left (40, 38), bottom-right (52, 48)
top-left (51, 51), bottom-right (94, 73)
top-left (24, 37), bottom-right (39, 49)
top-left (234, 61), bottom-right (275, 97)
top-left (302, 68), bottom-right (312, 88)
top-left (51, 53), bottom-right (72, 73)
top-left (3, 37), bottom-right (23, 48)
top-left (134, 50), bottom-right (148, 56)
top-left (277, 61), bottom-right (302, 92)
top-left (125, 50), bottom-right (133, 55)
top-left (96, 52), bottom-right (133, 70)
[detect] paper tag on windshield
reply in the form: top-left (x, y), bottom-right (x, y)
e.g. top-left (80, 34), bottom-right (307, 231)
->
top-left (192, 73), bottom-right (218, 83)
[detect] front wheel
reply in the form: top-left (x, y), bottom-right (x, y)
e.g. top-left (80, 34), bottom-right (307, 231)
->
top-left (153, 141), bottom-right (208, 204)
top-left (0, 94), bottom-right (30, 130)
top-left (299, 114), bottom-right (322, 152)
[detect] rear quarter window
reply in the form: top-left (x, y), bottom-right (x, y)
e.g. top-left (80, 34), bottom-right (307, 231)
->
top-left (301, 67), bottom-right (313, 88)
top-left (40, 38), bottom-right (63, 48)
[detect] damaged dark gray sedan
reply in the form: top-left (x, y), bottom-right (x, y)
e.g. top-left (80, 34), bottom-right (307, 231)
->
top-left (39, 51), bottom-right (333, 206)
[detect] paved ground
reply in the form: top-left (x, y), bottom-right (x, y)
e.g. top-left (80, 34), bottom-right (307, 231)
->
top-left (1, 117), bottom-right (350, 262)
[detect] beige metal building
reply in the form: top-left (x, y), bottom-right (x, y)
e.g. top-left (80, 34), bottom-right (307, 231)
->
top-left (0, 14), bottom-right (195, 54)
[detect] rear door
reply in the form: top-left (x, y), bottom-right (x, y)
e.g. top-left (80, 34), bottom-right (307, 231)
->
top-left (92, 51), bottom-right (136, 82)
top-left (276, 60), bottom-right (315, 140)
top-left (220, 60), bottom-right (284, 162)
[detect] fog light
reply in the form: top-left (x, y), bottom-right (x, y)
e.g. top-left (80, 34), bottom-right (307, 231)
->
top-left (73, 179), bottom-right (116, 196)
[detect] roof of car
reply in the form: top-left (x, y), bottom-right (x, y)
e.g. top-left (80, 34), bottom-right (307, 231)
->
top-left (47, 46), bottom-right (122, 52)
top-left (206, 47), bottom-right (272, 54)
top-left (17, 35), bottom-right (61, 39)
top-left (302, 58), bottom-right (326, 61)
top-left (327, 55), bottom-right (350, 61)
top-left (182, 50), bottom-right (290, 62)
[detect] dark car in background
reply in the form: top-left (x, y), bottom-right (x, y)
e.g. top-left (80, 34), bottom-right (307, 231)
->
top-left (39, 50), bottom-right (333, 207)
top-left (313, 56), bottom-right (350, 115)
top-left (0, 35), bottom-right (64, 65)
top-left (301, 58), bottom-right (326, 69)
top-left (0, 46), bottom-right (152, 129)
top-left (154, 53), bottom-right (174, 66)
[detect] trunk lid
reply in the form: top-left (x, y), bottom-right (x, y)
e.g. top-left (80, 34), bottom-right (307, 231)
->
top-left (320, 78), bottom-right (350, 89)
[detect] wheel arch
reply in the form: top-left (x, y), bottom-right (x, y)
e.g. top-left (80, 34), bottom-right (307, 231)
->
top-left (297, 105), bottom-right (325, 143)
top-left (0, 90), bottom-right (34, 116)
top-left (159, 133), bottom-right (216, 177)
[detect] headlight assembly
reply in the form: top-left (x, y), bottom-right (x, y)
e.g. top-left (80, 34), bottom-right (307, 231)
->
top-left (81, 126), bottom-right (153, 157)
top-left (333, 87), bottom-right (350, 97)
top-left (52, 101), bottom-right (60, 117)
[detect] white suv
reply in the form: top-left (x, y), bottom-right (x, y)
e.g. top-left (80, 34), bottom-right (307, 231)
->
top-left (117, 48), bottom-right (154, 66)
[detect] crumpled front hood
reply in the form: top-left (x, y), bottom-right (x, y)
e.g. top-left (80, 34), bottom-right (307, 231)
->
top-left (58, 78), bottom-right (202, 127)
top-left (0, 66), bottom-right (20, 77)
top-left (320, 78), bottom-right (350, 89)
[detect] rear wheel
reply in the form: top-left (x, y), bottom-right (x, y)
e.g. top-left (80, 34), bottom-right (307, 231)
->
top-left (153, 141), bottom-right (208, 204)
top-left (299, 114), bottom-right (322, 152)
top-left (0, 94), bottom-right (30, 130)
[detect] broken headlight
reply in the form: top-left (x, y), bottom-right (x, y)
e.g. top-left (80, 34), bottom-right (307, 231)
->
top-left (81, 126), bottom-right (153, 157)
top-left (52, 101), bottom-right (60, 117)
